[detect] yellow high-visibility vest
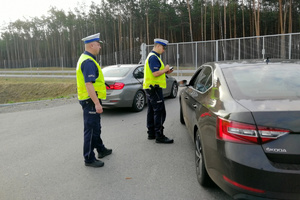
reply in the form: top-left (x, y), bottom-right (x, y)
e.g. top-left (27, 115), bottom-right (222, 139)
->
top-left (76, 54), bottom-right (106, 100)
top-left (143, 52), bottom-right (166, 89)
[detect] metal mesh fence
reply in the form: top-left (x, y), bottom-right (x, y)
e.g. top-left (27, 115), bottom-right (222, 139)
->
top-left (1, 33), bottom-right (300, 69)
top-left (144, 33), bottom-right (300, 70)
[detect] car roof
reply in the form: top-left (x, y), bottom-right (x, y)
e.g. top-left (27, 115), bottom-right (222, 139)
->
top-left (103, 64), bottom-right (143, 69)
top-left (204, 59), bottom-right (300, 69)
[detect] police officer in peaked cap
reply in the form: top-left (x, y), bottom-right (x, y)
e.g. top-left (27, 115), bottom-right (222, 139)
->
top-left (143, 38), bottom-right (174, 144)
top-left (76, 33), bottom-right (112, 167)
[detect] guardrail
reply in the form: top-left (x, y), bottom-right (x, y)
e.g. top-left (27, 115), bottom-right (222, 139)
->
top-left (0, 70), bottom-right (196, 79)
top-left (0, 70), bottom-right (75, 74)
top-left (0, 70), bottom-right (76, 78)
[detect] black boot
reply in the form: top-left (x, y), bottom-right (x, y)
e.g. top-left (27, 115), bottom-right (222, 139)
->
top-left (155, 127), bottom-right (174, 144)
top-left (156, 135), bottom-right (174, 144)
top-left (147, 130), bottom-right (155, 140)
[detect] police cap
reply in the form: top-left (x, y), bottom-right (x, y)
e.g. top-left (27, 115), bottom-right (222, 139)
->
top-left (82, 33), bottom-right (102, 44)
top-left (154, 38), bottom-right (168, 46)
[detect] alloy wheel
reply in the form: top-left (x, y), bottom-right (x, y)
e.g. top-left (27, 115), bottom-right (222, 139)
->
top-left (195, 131), bottom-right (213, 186)
top-left (132, 91), bottom-right (145, 112)
top-left (195, 134), bottom-right (204, 181)
top-left (170, 82), bottom-right (178, 98)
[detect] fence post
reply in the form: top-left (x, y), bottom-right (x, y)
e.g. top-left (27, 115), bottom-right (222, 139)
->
top-left (195, 42), bottom-right (198, 69)
top-left (289, 34), bottom-right (292, 59)
top-left (177, 43), bottom-right (179, 77)
top-left (115, 52), bottom-right (118, 65)
top-left (140, 43), bottom-right (146, 64)
top-left (216, 40), bottom-right (219, 62)
top-left (238, 38), bottom-right (241, 60)
top-left (262, 36), bottom-right (265, 59)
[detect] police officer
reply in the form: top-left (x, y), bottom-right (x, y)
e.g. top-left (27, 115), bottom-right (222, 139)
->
top-left (76, 33), bottom-right (112, 167)
top-left (143, 38), bottom-right (174, 144)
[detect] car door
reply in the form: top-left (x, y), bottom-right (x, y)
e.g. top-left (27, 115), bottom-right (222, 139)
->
top-left (132, 65), bottom-right (144, 88)
top-left (181, 67), bottom-right (202, 134)
top-left (182, 66), bottom-right (213, 135)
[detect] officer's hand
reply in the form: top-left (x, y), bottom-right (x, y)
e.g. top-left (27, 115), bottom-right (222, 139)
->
top-left (95, 104), bottom-right (103, 113)
top-left (165, 65), bottom-right (173, 74)
top-left (165, 65), bottom-right (170, 73)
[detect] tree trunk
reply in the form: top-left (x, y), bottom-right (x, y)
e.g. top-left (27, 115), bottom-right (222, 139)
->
top-left (200, 1), bottom-right (204, 41)
top-left (211, 0), bottom-right (215, 40)
top-left (130, 13), bottom-right (133, 63)
top-left (279, 0), bottom-right (286, 58)
top-left (234, 2), bottom-right (237, 38)
top-left (187, 0), bottom-right (193, 42)
top-left (288, 0), bottom-right (292, 33)
top-left (253, 0), bottom-right (260, 36)
top-left (118, 15), bottom-right (122, 64)
top-left (224, 0), bottom-right (226, 39)
top-left (279, 0), bottom-right (284, 34)
top-left (242, 0), bottom-right (245, 37)
top-left (204, 0), bottom-right (207, 41)
top-left (146, 12), bottom-right (149, 44)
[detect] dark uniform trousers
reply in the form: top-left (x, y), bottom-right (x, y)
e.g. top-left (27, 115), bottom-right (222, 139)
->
top-left (145, 87), bottom-right (166, 137)
top-left (79, 99), bottom-right (105, 163)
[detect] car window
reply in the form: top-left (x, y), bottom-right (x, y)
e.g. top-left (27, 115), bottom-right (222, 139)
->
top-left (188, 68), bottom-right (202, 86)
top-left (102, 67), bottom-right (131, 77)
top-left (222, 64), bottom-right (300, 100)
top-left (193, 66), bottom-right (213, 93)
top-left (133, 66), bottom-right (144, 78)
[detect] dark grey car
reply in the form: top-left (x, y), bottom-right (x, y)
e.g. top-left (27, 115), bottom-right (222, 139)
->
top-left (179, 59), bottom-right (300, 200)
top-left (102, 64), bottom-right (178, 112)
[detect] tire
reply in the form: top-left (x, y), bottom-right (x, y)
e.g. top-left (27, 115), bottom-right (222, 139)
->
top-left (195, 130), bottom-right (213, 187)
top-left (180, 100), bottom-right (185, 125)
top-left (169, 82), bottom-right (178, 98)
top-left (132, 90), bottom-right (145, 112)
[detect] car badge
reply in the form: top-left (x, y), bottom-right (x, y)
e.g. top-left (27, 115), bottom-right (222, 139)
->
top-left (265, 147), bottom-right (287, 153)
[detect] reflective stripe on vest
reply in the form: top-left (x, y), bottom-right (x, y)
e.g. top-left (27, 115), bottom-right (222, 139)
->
top-left (76, 54), bottom-right (106, 100)
top-left (143, 52), bottom-right (166, 89)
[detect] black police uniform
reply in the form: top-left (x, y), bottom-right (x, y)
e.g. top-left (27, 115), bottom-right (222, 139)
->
top-left (79, 51), bottom-right (107, 163)
top-left (145, 51), bottom-right (173, 144)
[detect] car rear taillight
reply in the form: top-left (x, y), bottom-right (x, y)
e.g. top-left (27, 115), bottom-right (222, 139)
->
top-left (217, 117), bottom-right (289, 144)
top-left (106, 82), bottom-right (125, 90)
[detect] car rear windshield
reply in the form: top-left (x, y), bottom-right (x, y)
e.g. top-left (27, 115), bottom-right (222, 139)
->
top-left (102, 67), bottom-right (131, 77)
top-left (222, 63), bottom-right (300, 100)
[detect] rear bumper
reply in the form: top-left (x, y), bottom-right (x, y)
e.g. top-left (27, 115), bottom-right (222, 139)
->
top-left (206, 141), bottom-right (300, 200)
top-left (102, 89), bottom-right (134, 108)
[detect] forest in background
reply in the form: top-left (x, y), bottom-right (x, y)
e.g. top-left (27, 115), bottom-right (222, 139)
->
top-left (0, 0), bottom-right (299, 68)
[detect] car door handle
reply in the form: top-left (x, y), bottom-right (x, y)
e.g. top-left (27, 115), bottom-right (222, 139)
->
top-left (185, 96), bottom-right (189, 100)
top-left (192, 104), bottom-right (197, 109)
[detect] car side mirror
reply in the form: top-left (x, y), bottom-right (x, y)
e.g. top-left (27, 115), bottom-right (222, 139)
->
top-left (134, 71), bottom-right (144, 79)
top-left (179, 80), bottom-right (188, 87)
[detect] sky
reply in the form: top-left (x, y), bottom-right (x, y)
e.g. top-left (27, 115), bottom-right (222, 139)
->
top-left (0, 0), bottom-right (93, 26)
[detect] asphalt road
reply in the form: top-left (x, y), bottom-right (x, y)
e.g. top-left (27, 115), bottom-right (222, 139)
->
top-left (0, 92), bottom-right (232, 200)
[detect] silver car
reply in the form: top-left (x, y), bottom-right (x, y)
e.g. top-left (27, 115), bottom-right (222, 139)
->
top-left (102, 64), bottom-right (178, 112)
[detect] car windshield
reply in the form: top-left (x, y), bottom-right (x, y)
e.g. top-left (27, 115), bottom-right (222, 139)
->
top-left (102, 67), bottom-right (131, 77)
top-left (222, 63), bottom-right (300, 100)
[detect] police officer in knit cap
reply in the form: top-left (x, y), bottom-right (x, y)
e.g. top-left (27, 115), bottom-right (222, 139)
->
top-left (76, 33), bottom-right (112, 167)
top-left (143, 38), bottom-right (174, 144)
